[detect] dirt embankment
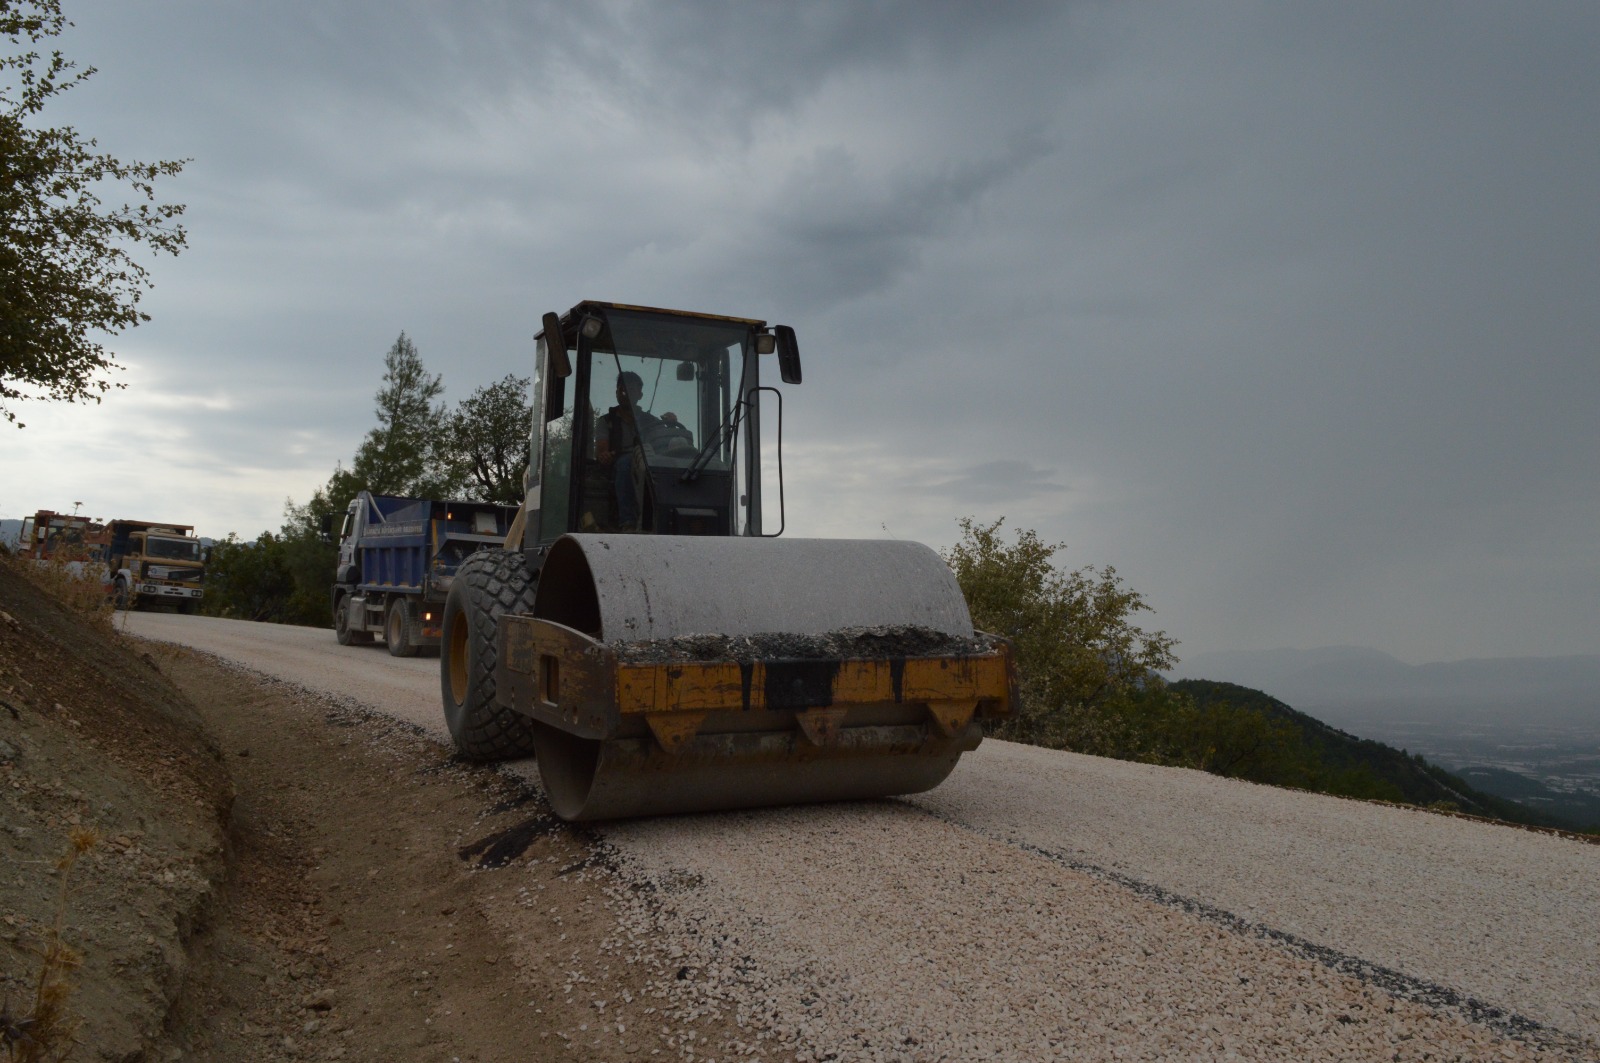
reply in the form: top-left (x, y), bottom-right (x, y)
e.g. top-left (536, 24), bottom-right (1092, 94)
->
top-left (1, 561), bottom-right (230, 1059)
top-left (0, 561), bottom-right (624, 1062)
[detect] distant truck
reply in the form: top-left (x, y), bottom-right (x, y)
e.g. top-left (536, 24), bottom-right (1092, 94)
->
top-left (330, 492), bottom-right (520, 657)
top-left (103, 519), bottom-right (207, 613)
top-left (19, 509), bottom-right (106, 563)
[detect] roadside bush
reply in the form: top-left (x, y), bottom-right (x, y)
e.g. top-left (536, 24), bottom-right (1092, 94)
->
top-left (203, 532), bottom-right (331, 627)
top-left (942, 517), bottom-right (1177, 751)
top-left (940, 518), bottom-right (1404, 795)
top-left (201, 534), bottom-right (293, 622)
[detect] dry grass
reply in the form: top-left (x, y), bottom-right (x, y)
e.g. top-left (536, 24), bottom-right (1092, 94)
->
top-left (2, 555), bottom-right (115, 635)
top-left (1, 829), bottom-right (99, 1063)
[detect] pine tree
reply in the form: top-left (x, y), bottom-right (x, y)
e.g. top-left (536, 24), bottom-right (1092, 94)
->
top-left (348, 332), bottom-right (455, 497)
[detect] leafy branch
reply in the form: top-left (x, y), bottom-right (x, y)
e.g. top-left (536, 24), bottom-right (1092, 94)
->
top-left (1, 0), bottom-right (189, 427)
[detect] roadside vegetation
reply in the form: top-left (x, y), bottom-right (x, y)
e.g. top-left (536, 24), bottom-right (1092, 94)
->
top-left (0, 828), bottom-right (97, 1063)
top-left (7, 552), bottom-right (114, 634)
top-left (943, 517), bottom-right (1594, 835)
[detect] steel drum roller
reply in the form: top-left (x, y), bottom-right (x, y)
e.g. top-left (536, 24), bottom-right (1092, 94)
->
top-left (534, 534), bottom-right (976, 642)
top-left (523, 535), bottom-right (996, 820)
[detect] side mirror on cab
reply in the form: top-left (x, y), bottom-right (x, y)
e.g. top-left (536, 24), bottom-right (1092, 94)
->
top-left (542, 311), bottom-right (571, 421)
top-left (774, 325), bottom-right (801, 385)
top-left (542, 312), bottom-right (572, 380)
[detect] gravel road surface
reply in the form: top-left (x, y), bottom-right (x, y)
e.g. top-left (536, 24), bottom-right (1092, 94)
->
top-left (126, 611), bottom-right (1600, 1060)
top-left (122, 611), bottom-right (443, 733)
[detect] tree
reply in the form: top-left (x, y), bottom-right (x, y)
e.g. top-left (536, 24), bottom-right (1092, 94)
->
top-left (1, 0), bottom-right (187, 426)
top-left (202, 533), bottom-right (295, 623)
top-left (347, 332), bottom-right (457, 497)
top-left (942, 517), bottom-right (1178, 750)
top-left (203, 492), bottom-right (343, 627)
top-left (440, 373), bottom-right (531, 503)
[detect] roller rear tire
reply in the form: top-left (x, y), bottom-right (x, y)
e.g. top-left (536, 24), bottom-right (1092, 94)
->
top-left (440, 549), bottom-right (540, 761)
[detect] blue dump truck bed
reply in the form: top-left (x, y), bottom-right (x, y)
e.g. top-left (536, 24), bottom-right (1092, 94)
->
top-left (353, 495), bottom-right (516, 597)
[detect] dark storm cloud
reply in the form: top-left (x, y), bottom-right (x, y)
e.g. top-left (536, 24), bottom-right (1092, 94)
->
top-left (9, 1), bottom-right (1596, 663)
top-left (755, 134), bottom-right (1057, 310)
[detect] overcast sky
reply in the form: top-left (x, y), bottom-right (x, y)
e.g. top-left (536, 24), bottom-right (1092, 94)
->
top-left (5, 1), bottom-right (1597, 666)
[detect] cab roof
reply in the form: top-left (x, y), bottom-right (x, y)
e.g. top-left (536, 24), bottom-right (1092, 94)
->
top-left (538, 301), bottom-right (767, 339)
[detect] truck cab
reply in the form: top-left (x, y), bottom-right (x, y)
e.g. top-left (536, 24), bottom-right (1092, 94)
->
top-left (20, 510), bottom-right (106, 564)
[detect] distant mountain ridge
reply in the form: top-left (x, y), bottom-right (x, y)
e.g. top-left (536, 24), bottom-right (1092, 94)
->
top-left (1171, 646), bottom-right (1600, 731)
top-left (1167, 679), bottom-right (1548, 826)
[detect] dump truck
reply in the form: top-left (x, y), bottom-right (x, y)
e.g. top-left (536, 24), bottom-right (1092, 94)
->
top-left (332, 492), bottom-right (521, 656)
top-left (440, 301), bottom-right (1015, 821)
top-left (104, 519), bottom-right (206, 612)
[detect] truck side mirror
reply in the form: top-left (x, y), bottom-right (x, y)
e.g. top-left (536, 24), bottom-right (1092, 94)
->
top-left (774, 325), bottom-right (801, 385)
top-left (319, 514), bottom-right (334, 541)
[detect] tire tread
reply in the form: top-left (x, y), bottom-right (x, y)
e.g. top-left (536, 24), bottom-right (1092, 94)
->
top-left (443, 550), bottom-right (540, 760)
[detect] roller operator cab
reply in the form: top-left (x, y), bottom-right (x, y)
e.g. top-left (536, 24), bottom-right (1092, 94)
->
top-left (519, 302), bottom-right (799, 545)
top-left (440, 302), bottom-right (1015, 822)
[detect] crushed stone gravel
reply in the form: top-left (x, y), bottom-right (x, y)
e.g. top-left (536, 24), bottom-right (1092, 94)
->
top-left (612, 625), bottom-right (1002, 663)
top-left (915, 742), bottom-right (1600, 1044)
top-left (597, 799), bottom-right (1594, 1061)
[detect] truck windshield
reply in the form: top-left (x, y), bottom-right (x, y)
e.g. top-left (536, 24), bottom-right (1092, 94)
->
top-left (147, 536), bottom-right (201, 561)
top-left (591, 310), bottom-right (748, 476)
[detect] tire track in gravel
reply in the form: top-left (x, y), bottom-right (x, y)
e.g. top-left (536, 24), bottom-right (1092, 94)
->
top-left (912, 741), bottom-right (1600, 1045)
top-left (909, 802), bottom-right (1571, 1051)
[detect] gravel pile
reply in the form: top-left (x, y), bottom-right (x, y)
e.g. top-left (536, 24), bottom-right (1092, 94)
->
top-left (612, 625), bottom-right (1002, 664)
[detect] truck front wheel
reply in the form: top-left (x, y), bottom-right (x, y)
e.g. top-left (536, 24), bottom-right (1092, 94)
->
top-left (334, 593), bottom-right (373, 646)
top-left (440, 550), bottom-right (540, 761)
top-left (385, 599), bottom-right (419, 658)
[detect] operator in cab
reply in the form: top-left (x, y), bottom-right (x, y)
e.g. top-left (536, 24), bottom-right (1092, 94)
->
top-left (594, 370), bottom-right (693, 529)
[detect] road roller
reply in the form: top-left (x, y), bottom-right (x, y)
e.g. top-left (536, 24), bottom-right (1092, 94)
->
top-left (440, 301), bottom-right (1014, 821)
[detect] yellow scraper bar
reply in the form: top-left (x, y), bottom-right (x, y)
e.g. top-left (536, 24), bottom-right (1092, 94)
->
top-left (613, 654), bottom-right (1012, 715)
